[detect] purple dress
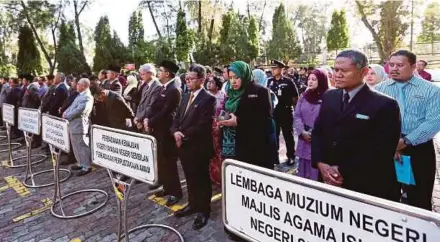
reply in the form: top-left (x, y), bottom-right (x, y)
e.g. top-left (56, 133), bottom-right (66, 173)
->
top-left (293, 95), bottom-right (322, 180)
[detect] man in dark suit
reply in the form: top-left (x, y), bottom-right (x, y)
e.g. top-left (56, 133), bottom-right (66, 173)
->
top-left (90, 82), bottom-right (134, 130)
top-left (41, 72), bottom-right (68, 117)
top-left (5, 78), bottom-right (22, 137)
top-left (145, 60), bottom-right (183, 206)
top-left (312, 49), bottom-right (401, 202)
top-left (171, 64), bottom-right (215, 230)
top-left (104, 64), bottom-right (122, 95)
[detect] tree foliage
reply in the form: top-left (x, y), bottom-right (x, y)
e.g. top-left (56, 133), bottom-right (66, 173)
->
top-left (268, 3), bottom-right (301, 64)
top-left (128, 10), bottom-right (144, 48)
top-left (0, 10), bottom-right (16, 76)
top-left (355, 0), bottom-right (409, 62)
top-left (5, 0), bottom-right (64, 74)
top-left (17, 25), bottom-right (42, 75)
top-left (57, 21), bottom-right (91, 74)
top-left (92, 16), bottom-right (113, 71)
top-left (326, 10), bottom-right (349, 53)
top-left (247, 16), bottom-right (260, 62)
top-left (417, 1), bottom-right (440, 52)
top-left (175, 9), bottom-right (193, 62)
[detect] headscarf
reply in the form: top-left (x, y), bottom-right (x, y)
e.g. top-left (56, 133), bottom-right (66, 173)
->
top-left (369, 64), bottom-right (387, 83)
top-left (253, 69), bottom-right (279, 108)
top-left (252, 69), bottom-right (268, 87)
top-left (303, 69), bottom-right (329, 104)
top-left (225, 61), bottom-right (252, 113)
top-left (123, 75), bottom-right (138, 97)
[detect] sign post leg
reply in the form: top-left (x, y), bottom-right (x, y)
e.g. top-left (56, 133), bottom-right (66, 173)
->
top-left (23, 141), bottom-right (67, 188)
top-left (49, 146), bottom-right (108, 219)
top-left (51, 145), bottom-right (66, 216)
top-left (107, 169), bottom-right (185, 242)
top-left (24, 132), bottom-right (34, 185)
top-left (6, 123), bottom-right (13, 166)
top-left (107, 169), bottom-right (134, 242)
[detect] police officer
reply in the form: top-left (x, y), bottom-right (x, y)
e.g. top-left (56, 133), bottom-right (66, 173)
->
top-left (267, 60), bottom-right (299, 165)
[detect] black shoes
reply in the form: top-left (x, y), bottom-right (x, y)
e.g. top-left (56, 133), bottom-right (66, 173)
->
top-left (174, 205), bottom-right (195, 218)
top-left (70, 164), bottom-right (82, 171)
top-left (193, 213), bottom-right (209, 230)
top-left (165, 196), bottom-right (181, 207)
top-left (75, 168), bottom-right (92, 176)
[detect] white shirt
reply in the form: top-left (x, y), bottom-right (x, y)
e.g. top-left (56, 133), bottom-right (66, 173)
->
top-left (343, 83), bottom-right (365, 102)
top-left (163, 78), bottom-right (175, 89)
top-left (190, 87), bottom-right (203, 100)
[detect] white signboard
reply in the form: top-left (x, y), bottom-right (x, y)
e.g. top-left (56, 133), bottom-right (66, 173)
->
top-left (42, 114), bottom-right (70, 153)
top-left (2, 103), bottom-right (14, 125)
top-left (223, 159), bottom-right (440, 242)
top-left (18, 108), bottom-right (40, 135)
top-left (91, 125), bottom-right (157, 185)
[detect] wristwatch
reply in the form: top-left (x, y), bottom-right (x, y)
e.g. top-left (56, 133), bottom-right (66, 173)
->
top-left (403, 137), bottom-right (412, 146)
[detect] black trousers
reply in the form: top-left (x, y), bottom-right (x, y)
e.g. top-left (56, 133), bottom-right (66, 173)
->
top-left (154, 130), bottom-right (182, 197)
top-left (274, 107), bottom-right (295, 160)
top-left (179, 150), bottom-right (212, 214)
top-left (401, 140), bottom-right (436, 211)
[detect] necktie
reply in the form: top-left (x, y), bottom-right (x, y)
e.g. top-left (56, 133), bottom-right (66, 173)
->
top-left (184, 92), bottom-right (195, 114)
top-left (342, 92), bottom-right (350, 111)
top-left (396, 83), bottom-right (407, 124)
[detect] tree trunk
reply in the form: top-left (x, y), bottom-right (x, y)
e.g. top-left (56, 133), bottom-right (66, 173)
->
top-left (198, 0), bottom-right (202, 33)
top-left (259, 0), bottom-right (267, 31)
top-left (147, 1), bottom-right (162, 38)
top-left (51, 28), bottom-right (57, 74)
top-left (73, 0), bottom-right (87, 55)
top-left (20, 1), bottom-right (55, 74)
top-left (355, 0), bottom-right (386, 62)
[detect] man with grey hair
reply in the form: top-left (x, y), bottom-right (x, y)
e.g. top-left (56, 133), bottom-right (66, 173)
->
top-left (134, 63), bottom-right (161, 132)
top-left (62, 78), bottom-right (94, 176)
top-left (41, 72), bottom-right (68, 117)
top-left (311, 49), bottom-right (402, 202)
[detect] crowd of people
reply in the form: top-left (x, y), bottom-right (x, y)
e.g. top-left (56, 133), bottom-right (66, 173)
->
top-left (0, 48), bottom-right (439, 240)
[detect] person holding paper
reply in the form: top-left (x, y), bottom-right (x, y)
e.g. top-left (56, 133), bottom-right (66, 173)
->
top-left (312, 49), bottom-right (401, 201)
top-left (375, 50), bottom-right (440, 210)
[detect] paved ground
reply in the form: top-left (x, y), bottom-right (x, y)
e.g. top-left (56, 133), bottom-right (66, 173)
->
top-left (0, 130), bottom-right (439, 242)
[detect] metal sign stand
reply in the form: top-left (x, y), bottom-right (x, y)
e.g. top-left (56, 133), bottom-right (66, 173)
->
top-left (107, 169), bottom-right (184, 242)
top-left (10, 131), bottom-right (46, 169)
top-left (23, 135), bottom-right (67, 188)
top-left (49, 144), bottom-right (108, 219)
top-left (0, 123), bottom-right (22, 163)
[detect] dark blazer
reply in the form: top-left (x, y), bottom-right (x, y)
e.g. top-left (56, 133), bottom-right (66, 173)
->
top-left (91, 91), bottom-right (134, 130)
top-left (5, 87), bottom-right (21, 127)
top-left (311, 85), bottom-right (401, 201)
top-left (41, 83), bottom-right (68, 117)
top-left (109, 80), bottom-right (122, 95)
top-left (147, 80), bottom-right (180, 132)
top-left (235, 82), bottom-right (273, 169)
top-left (6, 87), bottom-right (22, 108)
top-left (60, 90), bottom-right (79, 114)
top-left (22, 88), bottom-right (41, 109)
top-left (171, 89), bottom-right (216, 157)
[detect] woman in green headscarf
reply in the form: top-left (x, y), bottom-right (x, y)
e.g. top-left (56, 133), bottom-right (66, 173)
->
top-left (218, 61), bottom-right (273, 169)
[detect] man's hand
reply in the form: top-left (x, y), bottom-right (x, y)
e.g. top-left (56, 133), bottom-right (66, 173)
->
top-left (62, 112), bottom-right (66, 119)
top-left (301, 131), bottom-right (312, 142)
top-left (143, 119), bottom-right (151, 133)
top-left (396, 138), bottom-right (407, 151)
top-left (133, 117), bottom-right (139, 125)
top-left (317, 162), bottom-right (343, 186)
top-left (125, 118), bottom-right (132, 128)
top-left (217, 113), bottom-right (237, 127)
top-left (174, 131), bottom-right (185, 148)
